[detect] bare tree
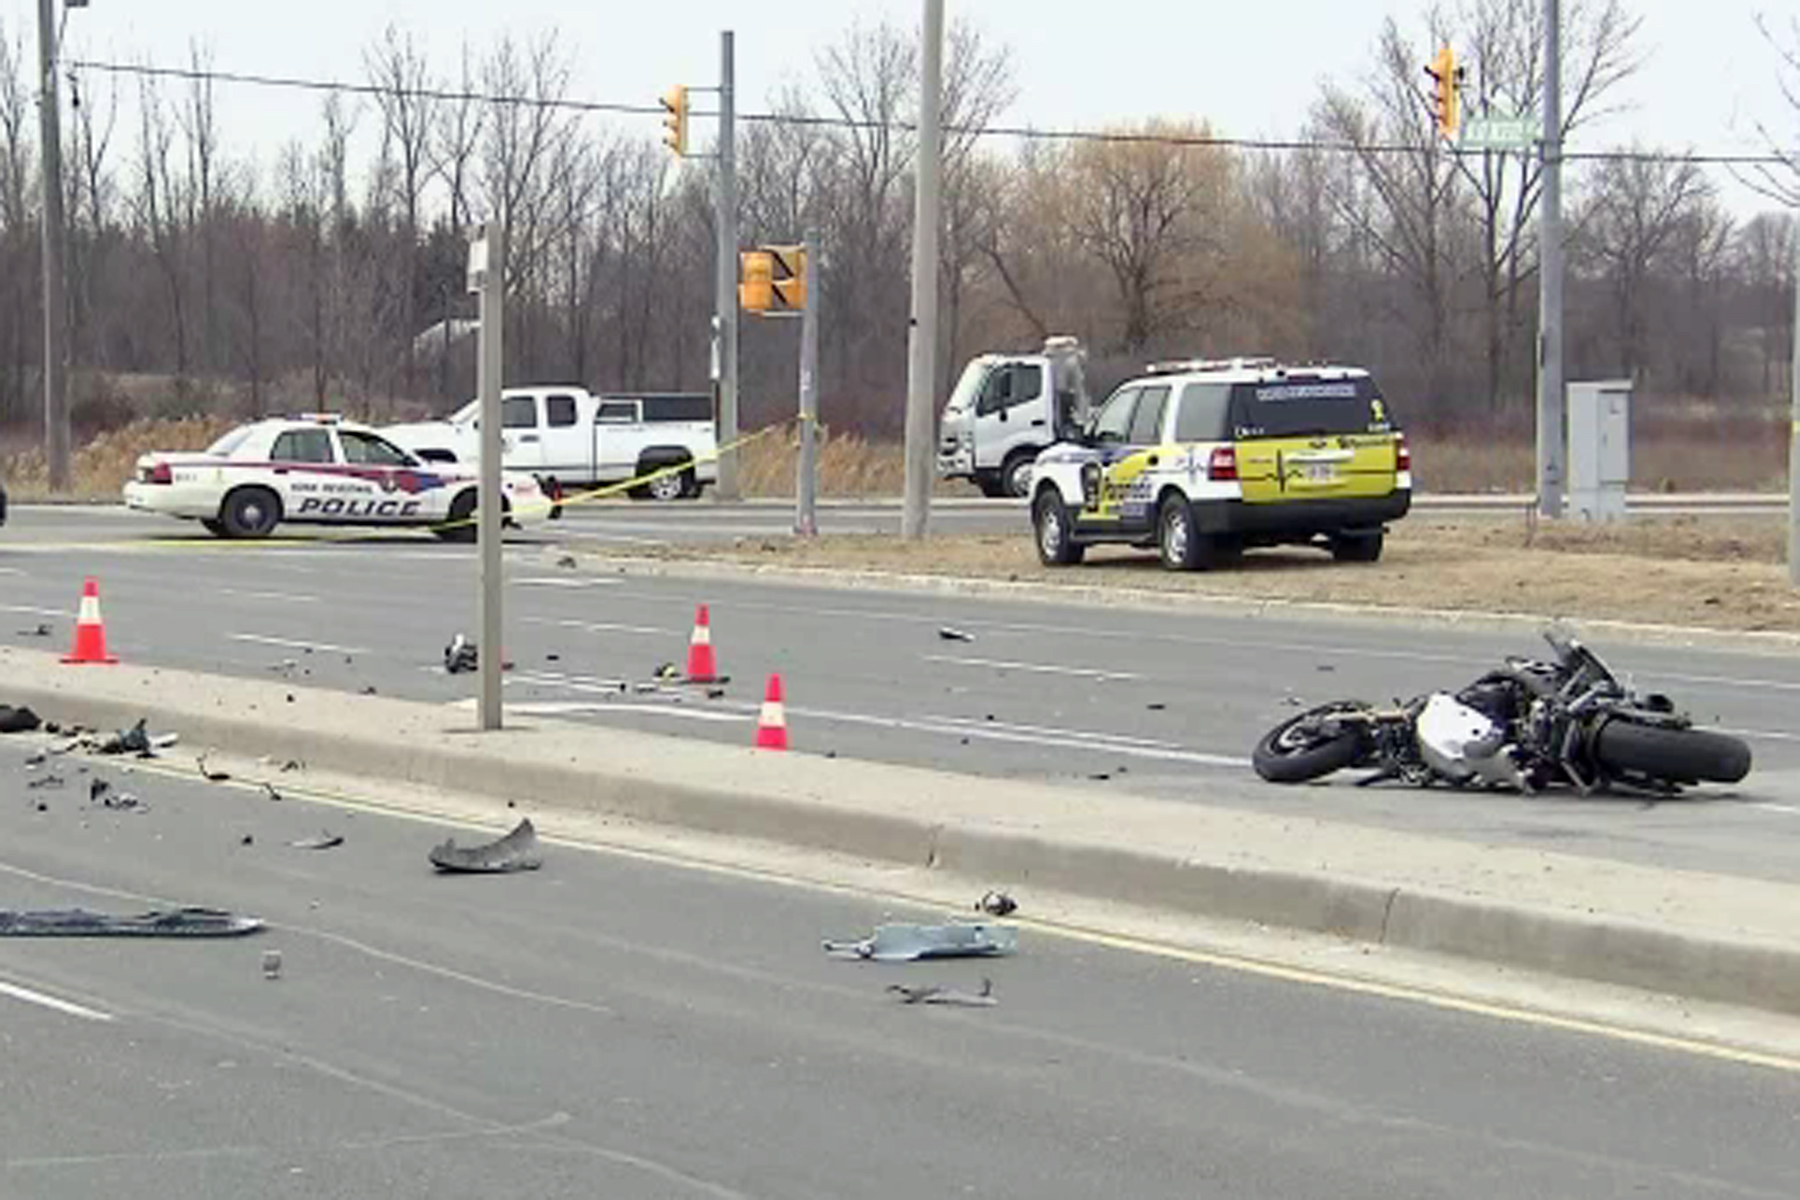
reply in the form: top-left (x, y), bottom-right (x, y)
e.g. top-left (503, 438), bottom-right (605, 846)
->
top-left (178, 43), bottom-right (219, 374)
top-left (366, 25), bottom-right (437, 391)
top-left (0, 22), bottom-right (36, 420)
top-left (1733, 212), bottom-right (1796, 395)
top-left (1744, 14), bottom-right (1800, 206)
top-left (133, 75), bottom-right (189, 385)
top-left (1574, 151), bottom-right (1708, 377)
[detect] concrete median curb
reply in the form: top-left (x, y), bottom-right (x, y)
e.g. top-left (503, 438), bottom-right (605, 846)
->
top-left (8, 644), bottom-right (1800, 1018)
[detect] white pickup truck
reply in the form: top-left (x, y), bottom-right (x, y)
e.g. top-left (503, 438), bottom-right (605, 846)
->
top-left (384, 387), bottom-right (718, 502)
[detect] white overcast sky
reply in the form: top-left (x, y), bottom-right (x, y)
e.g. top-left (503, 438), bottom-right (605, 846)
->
top-left (9, 0), bottom-right (1797, 214)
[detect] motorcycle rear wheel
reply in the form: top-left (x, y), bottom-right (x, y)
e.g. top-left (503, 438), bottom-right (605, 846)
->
top-left (1592, 719), bottom-right (1751, 785)
top-left (1253, 702), bottom-right (1372, 784)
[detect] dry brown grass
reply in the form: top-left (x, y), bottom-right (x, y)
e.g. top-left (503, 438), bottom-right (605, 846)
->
top-left (734, 427), bottom-right (973, 498)
top-left (1, 416), bottom-right (237, 501)
top-left (630, 515), bottom-right (1800, 634)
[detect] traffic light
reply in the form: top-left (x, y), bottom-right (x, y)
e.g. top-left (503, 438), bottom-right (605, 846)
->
top-left (1424, 46), bottom-right (1463, 139)
top-left (661, 85), bottom-right (689, 157)
top-left (739, 250), bottom-right (773, 314)
top-left (769, 245), bottom-right (807, 313)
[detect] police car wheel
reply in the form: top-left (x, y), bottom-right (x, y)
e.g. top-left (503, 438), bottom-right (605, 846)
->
top-left (1033, 491), bottom-right (1084, 566)
top-left (201, 519), bottom-right (227, 538)
top-left (1158, 497), bottom-right (1207, 571)
top-left (220, 487), bottom-right (280, 540)
top-left (435, 490), bottom-right (479, 543)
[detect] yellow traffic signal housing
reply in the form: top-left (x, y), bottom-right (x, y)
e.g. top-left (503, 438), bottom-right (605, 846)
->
top-left (1425, 46), bottom-right (1463, 139)
top-left (661, 85), bottom-right (689, 157)
top-left (739, 249), bottom-right (774, 314)
top-left (770, 245), bottom-right (807, 313)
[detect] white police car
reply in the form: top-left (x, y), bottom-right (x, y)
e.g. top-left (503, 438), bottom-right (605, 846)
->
top-left (122, 414), bottom-right (544, 540)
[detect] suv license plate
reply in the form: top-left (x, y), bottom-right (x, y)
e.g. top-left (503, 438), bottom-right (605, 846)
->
top-left (1303, 463), bottom-right (1337, 483)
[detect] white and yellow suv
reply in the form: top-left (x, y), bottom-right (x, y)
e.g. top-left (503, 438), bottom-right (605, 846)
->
top-left (1028, 358), bottom-right (1412, 570)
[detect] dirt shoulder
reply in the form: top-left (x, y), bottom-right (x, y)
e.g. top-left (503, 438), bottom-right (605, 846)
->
top-left (610, 514), bottom-right (1800, 635)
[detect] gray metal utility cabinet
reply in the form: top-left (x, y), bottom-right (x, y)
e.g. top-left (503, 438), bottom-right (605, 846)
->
top-left (1567, 380), bottom-right (1630, 522)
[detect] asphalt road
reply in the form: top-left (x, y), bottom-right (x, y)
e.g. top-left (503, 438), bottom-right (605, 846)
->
top-left (5, 505), bottom-right (1800, 884)
top-left (1, 738), bottom-right (1797, 1200)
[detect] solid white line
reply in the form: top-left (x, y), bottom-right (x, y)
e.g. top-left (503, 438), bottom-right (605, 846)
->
top-left (0, 566), bottom-right (25, 576)
top-left (229, 633), bottom-right (368, 655)
top-left (1718, 726), bottom-right (1800, 743)
top-left (219, 588), bottom-right (319, 604)
top-left (514, 576), bottom-right (621, 589)
top-left (927, 713), bottom-right (1186, 750)
top-left (524, 617), bottom-right (678, 638)
top-left (780, 704), bottom-right (1246, 768)
top-left (1749, 803), bottom-right (1800, 817)
top-left (0, 604), bottom-right (66, 618)
top-left (923, 653), bottom-right (1142, 682)
top-left (449, 695), bottom-right (747, 724)
top-left (0, 978), bottom-right (112, 1022)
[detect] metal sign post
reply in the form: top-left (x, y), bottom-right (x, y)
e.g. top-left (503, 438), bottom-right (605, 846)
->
top-left (1536, 0), bottom-right (1567, 519)
top-left (1789, 226), bottom-right (1800, 587)
top-left (469, 223), bottom-right (506, 731)
top-left (796, 229), bottom-right (820, 537)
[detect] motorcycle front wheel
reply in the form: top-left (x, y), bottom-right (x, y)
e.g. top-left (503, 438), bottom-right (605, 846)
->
top-left (1592, 719), bottom-right (1752, 785)
top-left (1253, 701), bottom-right (1373, 784)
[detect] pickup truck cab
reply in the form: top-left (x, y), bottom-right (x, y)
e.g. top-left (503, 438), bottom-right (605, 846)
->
top-left (385, 387), bottom-right (718, 502)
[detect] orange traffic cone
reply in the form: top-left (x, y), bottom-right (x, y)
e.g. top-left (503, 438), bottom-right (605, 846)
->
top-left (754, 674), bottom-right (789, 751)
top-left (686, 604), bottom-right (718, 683)
top-left (62, 577), bottom-right (118, 665)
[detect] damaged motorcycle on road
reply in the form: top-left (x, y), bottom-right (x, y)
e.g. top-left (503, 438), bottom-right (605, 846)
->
top-left (1253, 632), bottom-right (1751, 794)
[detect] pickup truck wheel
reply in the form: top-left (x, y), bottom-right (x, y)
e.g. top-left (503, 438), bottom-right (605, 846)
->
top-left (647, 467), bottom-right (692, 502)
top-left (1000, 452), bottom-right (1036, 499)
top-left (1033, 490), bottom-right (1085, 566)
top-left (220, 487), bottom-right (281, 540)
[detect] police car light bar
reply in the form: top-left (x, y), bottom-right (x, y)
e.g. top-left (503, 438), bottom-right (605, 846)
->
top-left (288, 412), bottom-right (344, 424)
top-left (1144, 356), bottom-right (1278, 376)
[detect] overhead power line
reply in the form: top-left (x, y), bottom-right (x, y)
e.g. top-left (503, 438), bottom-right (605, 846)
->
top-left (67, 56), bottom-right (1791, 169)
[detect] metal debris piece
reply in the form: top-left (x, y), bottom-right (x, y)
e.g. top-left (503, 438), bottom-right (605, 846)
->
top-left (823, 921), bottom-right (1018, 962)
top-left (556, 554), bottom-right (578, 569)
top-left (444, 634), bottom-right (479, 674)
top-left (279, 760), bottom-right (304, 772)
top-left (1146, 702), bottom-right (1167, 712)
top-left (197, 755), bottom-right (231, 783)
top-left (25, 750), bottom-right (46, 766)
top-left (289, 832), bottom-right (344, 851)
top-left (96, 719), bottom-right (152, 756)
top-left (27, 774), bottom-right (64, 791)
top-left (888, 978), bottom-right (996, 1007)
top-left (654, 662), bottom-right (681, 680)
top-left (429, 817), bottom-right (543, 874)
top-left (976, 890), bottom-right (1017, 917)
top-left (261, 782), bottom-right (284, 802)
top-left (0, 907), bottom-right (264, 937)
top-left (262, 949), bottom-right (283, 979)
top-left (89, 778), bottom-right (111, 803)
top-left (17, 623), bottom-right (53, 638)
top-left (937, 626), bottom-right (975, 643)
top-left (100, 791), bottom-right (144, 812)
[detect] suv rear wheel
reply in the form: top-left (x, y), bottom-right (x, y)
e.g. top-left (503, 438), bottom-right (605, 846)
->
top-left (1330, 530), bottom-right (1385, 563)
top-left (1158, 496), bottom-right (1212, 571)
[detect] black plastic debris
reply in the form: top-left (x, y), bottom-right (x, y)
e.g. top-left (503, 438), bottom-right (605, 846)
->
top-left (89, 778), bottom-right (111, 803)
top-left (653, 662), bottom-right (681, 681)
top-left (100, 791), bottom-right (144, 812)
top-left (429, 817), bottom-right (543, 874)
top-left (976, 890), bottom-right (1018, 917)
top-left (279, 759), bottom-right (303, 772)
top-left (888, 978), bottom-right (996, 1007)
top-left (197, 756), bottom-right (231, 783)
top-left (16, 623), bottom-right (53, 638)
top-left (0, 705), bottom-right (42, 734)
top-left (361, 685), bottom-right (378, 695)
top-left (556, 554), bottom-right (578, 569)
top-left (239, 834), bottom-right (255, 847)
top-left (0, 907), bottom-right (263, 937)
top-left (938, 626), bottom-right (975, 643)
top-left (96, 719), bottom-right (155, 756)
top-left (26, 774), bottom-right (64, 791)
top-left (444, 634), bottom-right (479, 674)
top-left (289, 832), bottom-right (344, 851)
top-left (261, 782), bottom-right (284, 802)
top-left (1146, 702), bottom-right (1167, 712)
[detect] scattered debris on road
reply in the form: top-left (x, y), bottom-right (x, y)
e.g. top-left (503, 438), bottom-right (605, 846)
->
top-left (197, 756), bottom-right (231, 783)
top-left (262, 949), bottom-right (283, 979)
top-left (88, 778), bottom-right (110, 803)
top-left (94, 719), bottom-right (177, 757)
top-left (239, 834), bottom-right (255, 846)
top-left (289, 831), bottom-right (344, 851)
top-left (26, 774), bottom-right (64, 791)
top-left (429, 817), bottom-right (543, 874)
top-left (16, 623), bottom-right (52, 638)
top-left (888, 978), bottom-right (996, 1007)
top-left (823, 921), bottom-right (1018, 962)
top-left (1146, 702), bottom-right (1167, 712)
top-left (0, 907), bottom-right (264, 937)
top-left (261, 782), bottom-right (284, 802)
top-left (0, 705), bottom-right (42, 734)
top-left (976, 890), bottom-right (1018, 917)
top-left (938, 626), bottom-right (975, 643)
top-left (444, 634), bottom-right (479, 674)
top-left (556, 554), bottom-right (578, 569)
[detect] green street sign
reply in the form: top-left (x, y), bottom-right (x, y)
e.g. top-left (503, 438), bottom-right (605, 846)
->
top-left (1461, 115), bottom-right (1538, 151)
